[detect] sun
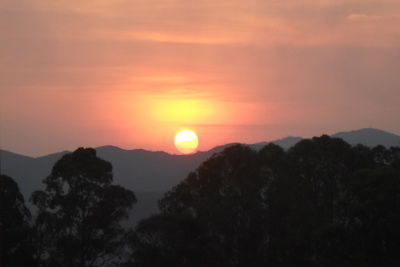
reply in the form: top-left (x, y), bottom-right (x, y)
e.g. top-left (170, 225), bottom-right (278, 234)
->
top-left (174, 130), bottom-right (199, 154)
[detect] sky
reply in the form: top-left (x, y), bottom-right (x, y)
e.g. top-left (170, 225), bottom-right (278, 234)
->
top-left (1, 0), bottom-right (400, 156)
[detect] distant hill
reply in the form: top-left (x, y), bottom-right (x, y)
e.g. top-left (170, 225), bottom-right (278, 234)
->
top-left (332, 128), bottom-right (400, 147)
top-left (250, 136), bottom-right (303, 151)
top-left (1, 128), bottom-right (399, 224)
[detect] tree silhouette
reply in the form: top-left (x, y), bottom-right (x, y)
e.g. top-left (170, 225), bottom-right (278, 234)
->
top-left (0, 174), bottom-right (36, 267)
top-left (129, 213), bottom-right (213, 267)
top-left (131, 145), bottom-right (275, 266)
top-left (131, 136), bottom-right (400, 267)
top-left (31, 147), bottom-right (136, 267)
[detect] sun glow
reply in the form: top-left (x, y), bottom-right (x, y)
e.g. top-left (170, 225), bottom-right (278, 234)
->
top-left (149, 96), bottom-right (217, 124)
top-left (174, 130), bottom-right (199, 154)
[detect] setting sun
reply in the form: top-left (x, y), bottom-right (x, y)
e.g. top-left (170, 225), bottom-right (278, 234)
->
top-left (174, 130), bottom-right (199, 154)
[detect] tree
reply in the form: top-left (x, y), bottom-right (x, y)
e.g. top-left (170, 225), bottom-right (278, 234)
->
top-left (0, 174), bottom-right (36, 267)
top-left (130, 213), bottom-right (213, 267)
top-left (130, 136), bottom-right (400, 267)
top-left (338, 167), bottom-right (400, 266)
top-left (31, 147), bottom-right (136, 267)
top-left (131, 145), bottom-right (277, 266)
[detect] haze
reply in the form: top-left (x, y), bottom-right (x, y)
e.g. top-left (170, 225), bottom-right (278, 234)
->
top-left (1, 0), bottom-right (400, 156)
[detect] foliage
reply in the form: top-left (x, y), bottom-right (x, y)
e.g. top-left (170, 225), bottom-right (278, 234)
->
top-left (0, 174), bottom-right (36, 267)
top-left (131, 136), bottom-right (400, 267)
top-left (31, 148), bottom-right (136, 267)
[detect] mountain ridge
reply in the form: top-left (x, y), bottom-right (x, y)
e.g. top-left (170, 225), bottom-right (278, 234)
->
top-left (2, 128), bottom-right (400, 193)
top-left (332, 128), bottom-right (400, 147)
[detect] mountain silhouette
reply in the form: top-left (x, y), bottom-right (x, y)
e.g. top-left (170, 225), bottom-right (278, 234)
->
top-left (332, 128), bottom-right (400, 147)
top-left (250, 136), bottom-right (303, 151)
top-left (1, 128), bottom-right (399, 224)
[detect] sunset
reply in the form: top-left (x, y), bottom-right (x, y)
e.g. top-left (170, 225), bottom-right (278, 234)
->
top-left (2, 0), bottom-right (400, 156)
top-left (1, 0), bottom-right (400, 266)
top-left (174, 129), bottom-right (199, 154)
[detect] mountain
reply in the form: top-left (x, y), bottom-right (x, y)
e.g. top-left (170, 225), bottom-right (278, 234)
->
top-left (1, 128), bottom-right (399, 224)
top-left (250, 136), bottom-right (303, 151)
top-left (95, 145), bottom-right (219, 192)
top-left (332, 128), bottom-right (400, 147)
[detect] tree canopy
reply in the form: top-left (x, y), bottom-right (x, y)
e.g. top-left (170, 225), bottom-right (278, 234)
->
top-left (31, 147), bottom-right (137, 267)
top-left (131, 136), bottom-right (400, 267)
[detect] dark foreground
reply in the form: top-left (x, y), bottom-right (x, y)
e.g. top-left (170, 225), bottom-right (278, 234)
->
top-left (1, 135), bottom-right (400, 267)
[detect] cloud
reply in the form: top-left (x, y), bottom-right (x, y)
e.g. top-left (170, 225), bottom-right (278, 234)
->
top-left (347, 13), bottom-right (380, 21)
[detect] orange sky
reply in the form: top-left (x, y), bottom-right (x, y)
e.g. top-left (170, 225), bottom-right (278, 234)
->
top-left (1, 0), bottom-right (400, 156)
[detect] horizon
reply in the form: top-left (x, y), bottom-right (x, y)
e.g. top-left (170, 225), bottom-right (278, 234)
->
top-left (2, 127), bottom-right (399, 158)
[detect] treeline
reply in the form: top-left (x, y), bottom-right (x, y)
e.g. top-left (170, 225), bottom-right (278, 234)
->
top-left (1, 136), bottom-right (400, 267)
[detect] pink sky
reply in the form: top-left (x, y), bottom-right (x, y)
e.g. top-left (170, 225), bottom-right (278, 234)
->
top-left (1, 0), bottom-right (400, 156)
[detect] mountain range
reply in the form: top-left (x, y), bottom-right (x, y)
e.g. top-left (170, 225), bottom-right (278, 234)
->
top-left (1, 128), bottom-right (400, 224)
